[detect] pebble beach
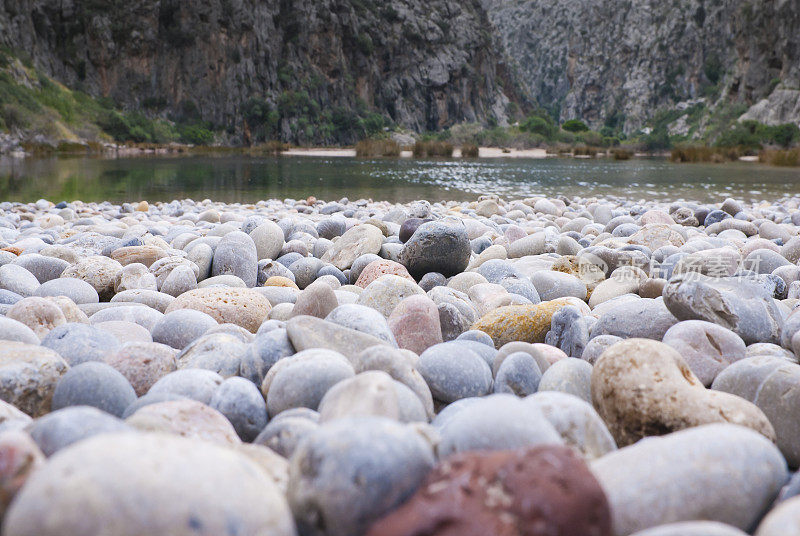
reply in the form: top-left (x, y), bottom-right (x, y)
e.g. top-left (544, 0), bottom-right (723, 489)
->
top-left (1, 193), bottom-right (800, 535)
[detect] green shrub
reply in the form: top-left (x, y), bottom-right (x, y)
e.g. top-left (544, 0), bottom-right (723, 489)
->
top-left (520, 115), bottom-right (556, 138)
top-left (179, 124), bottom-right (214, 145)
top-left (562, 119), bottom-right (589, 132)
top-left (767, 123), bottom-right (799, 147)
top-left (576, 130), bottom-right (603, 146)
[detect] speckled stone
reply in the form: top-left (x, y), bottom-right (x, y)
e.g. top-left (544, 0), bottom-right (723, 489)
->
top-left (6, 297), bottom-right (67, 339)
top-left (165, 287), bottom-right (271, 333)
top-left (592, 338), bottom-right (775, 446)
top-left (104, 342), bottom-right (178, 396)
top-left (367, 444), bottom-right (611, 536)
top-left (0, 343), bottom-right (68, 417)
top-left (288, 417), bottom-right (435, 536)
top-left (471, 298), bottom-right (582, 348)
top-left (3, 433), bottom-right (296, 536)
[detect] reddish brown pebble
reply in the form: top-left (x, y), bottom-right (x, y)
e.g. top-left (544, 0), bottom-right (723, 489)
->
top-left (366, 444), bottom-right (612, 536)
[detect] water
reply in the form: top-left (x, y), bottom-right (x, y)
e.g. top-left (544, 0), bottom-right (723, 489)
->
top-left (2, 154), bottom-right (800, 204)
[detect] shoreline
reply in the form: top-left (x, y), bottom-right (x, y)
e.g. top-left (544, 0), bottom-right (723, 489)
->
top-left (0, 143), bottom-right (788, 166)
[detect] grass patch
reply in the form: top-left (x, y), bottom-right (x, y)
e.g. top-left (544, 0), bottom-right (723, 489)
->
top-left (461, 143), bottom-right (479, 157)
top-left (611, 148), bottom-right (633, 160)
top-left (412, 140), bottom-right (453, 157)
top-left (759, 149), bottom-right (800, 167)
top-left (355, 139), bottom-right (401, 157)
top-left (670, 144), bottom-right (748, 163)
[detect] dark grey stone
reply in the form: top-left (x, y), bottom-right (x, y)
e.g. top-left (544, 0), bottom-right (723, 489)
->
top-left (208, 376), bottom-right (268, 442)
top-left (52, 362), bottom-right (137, 418)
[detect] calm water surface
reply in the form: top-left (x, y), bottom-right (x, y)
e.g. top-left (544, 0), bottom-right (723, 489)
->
top-left (2, 155), bottom-right (800, 204)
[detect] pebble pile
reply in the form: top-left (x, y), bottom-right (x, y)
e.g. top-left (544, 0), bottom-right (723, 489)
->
top-left (1, 194), bottom-right (800, 535)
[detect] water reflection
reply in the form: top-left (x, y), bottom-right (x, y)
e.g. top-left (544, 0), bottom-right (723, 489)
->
top-left (1, 155), bottom-right (799, 204)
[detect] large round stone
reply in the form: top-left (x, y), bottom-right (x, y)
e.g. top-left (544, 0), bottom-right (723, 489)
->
top-left (165, 287), bottom-right (271, 333)
top-left (418, 342), bottom-right (493, 403)
top-left (288, 417), bottom-right (435, 536)
top-left (592, 424), bottom-right (788, 535)
top-left (399, 220), bottom-right (471, 278)
top-left (435, 394), bottom-right (562, 456)
top-left (211, 231), bottom-right (258, 287)
top-left (323, 224), bottom-right (384, 270)
top-left (264, 349), bottom-right (355, 416)
top-left (104, 342), bottom-right (177, 396)
top-left (35, 278), bottom-right (98, 304)
top-left (51, 362), bottom-right (137, 418)
top-left (592, 339), bottom-right (775, 446)
top-left (146, 369), bottom-right (224, 404)
top-left (367, 445), bottom-right (611, 536)
top-left (3, 433), bottom-right (296, 536)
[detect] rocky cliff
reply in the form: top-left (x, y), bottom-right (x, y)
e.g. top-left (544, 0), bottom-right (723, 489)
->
top-left (0, 0), bottom-right (524, 144)
top-left (485, 0), bottom-right (800, 133)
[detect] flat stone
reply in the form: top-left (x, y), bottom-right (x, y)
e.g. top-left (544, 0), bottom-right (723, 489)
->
top-left (592, 424), bottom-right (788, 535)
top-left (286, 315), bottom-right (392, 361)
top-left (26, 406), bottom-right (132, 456)
top-left (471, 298), bottom-right (582, 348)
top-left (664, 274), bottom-right (784, 344)
top-left (662, 320), bottom-right (747, 386)
top-left (323, 224), bottom-right (384, 270)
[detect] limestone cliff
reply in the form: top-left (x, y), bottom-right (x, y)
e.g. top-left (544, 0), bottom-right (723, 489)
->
top-left (0, 0), bottom-right (524, 144)
top-left (485, 0), bottom-right (800, 132)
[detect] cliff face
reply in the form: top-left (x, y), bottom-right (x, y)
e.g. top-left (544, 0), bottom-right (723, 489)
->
top-left (0, 0), bottom-right (523, 144)
top-left (485, 0), bottom-right (800, 132)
